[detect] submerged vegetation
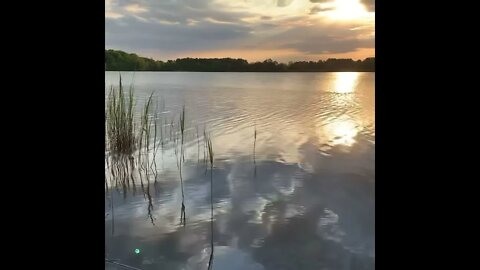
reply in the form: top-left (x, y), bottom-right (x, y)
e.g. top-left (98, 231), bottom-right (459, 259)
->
top-left (106, 49), bottom-right (375, 72)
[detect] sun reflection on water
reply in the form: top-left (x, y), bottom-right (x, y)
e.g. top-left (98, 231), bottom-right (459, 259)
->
top-left (333, 72), bottom-right (359, 94)
top-left (314, 73), bottom-right (361, 147)
top-left (327, 118), bottom-right (358, 147)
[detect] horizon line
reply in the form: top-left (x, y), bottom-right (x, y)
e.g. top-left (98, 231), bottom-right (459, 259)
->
top-left (105, 49), bottom-right (375, 64)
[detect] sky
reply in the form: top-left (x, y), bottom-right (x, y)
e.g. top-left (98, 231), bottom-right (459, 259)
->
top-left (105, 0), bottom-right (375, 62)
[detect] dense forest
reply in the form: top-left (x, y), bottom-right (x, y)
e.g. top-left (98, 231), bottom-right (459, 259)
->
top-left (105, 49), bottom-right (375, 72)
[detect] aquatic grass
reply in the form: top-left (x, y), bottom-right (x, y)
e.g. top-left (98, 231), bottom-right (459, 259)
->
top-left (174, 129), bottom-right (179, 169)
top-left (106, 76), bottom-right (155, 191)
top-left (106, 75), bottom-right (136, 156)
top-left (137, 92), bottom-right (154, 168)
top-left (151, 100), bottom-right (160, 183)
top-left (206, 133), bottom-right (214, 270)
top-left (137, 95), bottom-right (158, 223)
top-left (107, 81), bottom-right (219, 231)
top-left (206, 134), bottom-right (214, 169)
top-left (178, 105), bottom-right (187, 226)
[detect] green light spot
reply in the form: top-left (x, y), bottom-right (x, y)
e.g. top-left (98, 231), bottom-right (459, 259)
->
top-left (135, 248), bottom-right (140, 254)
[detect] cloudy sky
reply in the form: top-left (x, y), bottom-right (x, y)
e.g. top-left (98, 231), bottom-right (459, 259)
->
top-left (106, 0), bottom-right (374, 62)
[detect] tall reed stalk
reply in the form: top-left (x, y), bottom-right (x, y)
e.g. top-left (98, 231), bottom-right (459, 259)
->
top-left (179, 105), bottom-right (186, 226)
top-left (206, 134), bottom-right (215, 270)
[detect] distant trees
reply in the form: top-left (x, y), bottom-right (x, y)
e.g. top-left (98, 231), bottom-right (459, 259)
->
top-left (105, 49), bottom-right (375, 72)
top-left (161, 57), bottom-right (249, 71)
top-left (105, 50), bottom-right (164, 71)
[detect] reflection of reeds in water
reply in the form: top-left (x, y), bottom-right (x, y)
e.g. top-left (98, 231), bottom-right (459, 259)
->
top-left (146, 181), bottom-right (155, 225)
top-left (206, 134), bottom-right (215, 270)
top-left (179, 105), bottom-right (186, 226)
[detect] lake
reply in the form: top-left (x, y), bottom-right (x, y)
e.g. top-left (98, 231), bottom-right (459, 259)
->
top-left (105, 72), bottom-right (375, 270)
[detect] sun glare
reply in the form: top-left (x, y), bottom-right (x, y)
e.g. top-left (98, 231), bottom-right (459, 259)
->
top-left (334, 72), bottom-right (359, 94)
top-left (323, 0), bottom-right (371, 21)
top-left (330, 119), bottom-right (358, 146)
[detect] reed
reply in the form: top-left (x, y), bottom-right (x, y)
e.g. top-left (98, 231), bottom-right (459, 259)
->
top-left (137, 92), bottom-right (154, 169)
top-left (206, 133), bottom-right (215, 270)
top-left (151, 100), bottom-right (160, 183)
top-left (178, 105), bottom-right (186, 226)
top-left (106, 75), bottom-right (136, 156)
top-left (106, 76), bottom-right (158, 189)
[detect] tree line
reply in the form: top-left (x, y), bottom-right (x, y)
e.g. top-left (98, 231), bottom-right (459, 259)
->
top-left (105, 49), bottom-right (375, 72)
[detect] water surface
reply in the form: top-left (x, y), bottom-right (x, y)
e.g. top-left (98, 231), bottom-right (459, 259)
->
top-left (105, 72), bottom-right (375, 270)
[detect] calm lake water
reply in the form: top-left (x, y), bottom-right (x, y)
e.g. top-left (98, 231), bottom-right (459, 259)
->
top-left (105, 72), bottom-right (375, 270)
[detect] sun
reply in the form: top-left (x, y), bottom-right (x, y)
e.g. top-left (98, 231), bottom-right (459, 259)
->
top-left (321, 0), bottom-right (371, 21)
